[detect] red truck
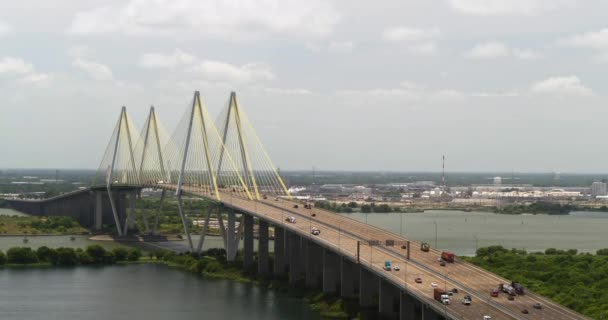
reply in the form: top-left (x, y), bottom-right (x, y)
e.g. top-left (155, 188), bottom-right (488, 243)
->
top-left (434, 288), bottom-right (450, 304)
top-left (441, 251), bottom-right (455, 263)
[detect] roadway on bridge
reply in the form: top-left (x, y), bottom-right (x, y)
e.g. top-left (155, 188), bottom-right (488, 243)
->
top-left (171, 186), bottom-right (588, 320)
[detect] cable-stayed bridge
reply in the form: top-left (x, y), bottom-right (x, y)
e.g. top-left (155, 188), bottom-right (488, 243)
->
top-left (6, 92), bottom-right (589, 320)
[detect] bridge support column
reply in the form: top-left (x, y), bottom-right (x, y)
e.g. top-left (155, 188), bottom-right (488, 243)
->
top-left (258, 220), bottom-right (269, 275)
top-left (400, 291), bottom-right (416, 320)
top-left (226, 211), bottom-right (237, 262)
top-left (359, 267), bottom-right (379, 308)
top-left (273, 226), bottom-right (286, 277)
top-left (305, 240), bottom-right (323, 288)
top-left (422, 304), bottom-right (441, 320)
top-left (94, 192), bottom-right (103, 230)
top-left (340, 257), bottom-right (359, 298)
top-left (323, 249), bottom-right (341, 293)
top-left (243, 214), bottom-right (254, 270)
top-left (379, 278), bottom-right (400, 319)
top-left (288, 231), bottom-right (304, 285)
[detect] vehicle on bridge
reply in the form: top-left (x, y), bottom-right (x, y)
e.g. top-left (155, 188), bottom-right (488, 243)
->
top-left (383, 260), bottom-right (391, 271)
top-left (414, 277), bottom-right (422, 283)
top-left (393, 265), bottom-right (400, 271)
top-left (499, 283), bottom-right (516, 295)
top-left (434, 288), bottom-right (450, 304)
top-left (310, 227), bottom-right (320, 235)
top-left (441, 251), bottom-right (455, 263)
top-left (491, 288), bottom-right (499, 297)
top-left (285, 216), bottom-right (296, 223)
top-left (462, 297), bottom-right (471, 305)
top-left (512, 282), bottom-right (525, 295)
top-left (420, 242), bottom-right (430, 252)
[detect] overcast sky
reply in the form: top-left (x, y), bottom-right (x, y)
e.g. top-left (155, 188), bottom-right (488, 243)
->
top-left (1, 0), bottom-right (608, 172)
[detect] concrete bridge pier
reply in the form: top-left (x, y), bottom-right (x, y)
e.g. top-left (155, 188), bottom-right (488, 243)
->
top-left (422, 304), bottom-right (443, 320)
top-left (340, 257), bottom-right (359, 298)
top-left (379, 278), bottom-right (400, 319)
top-left (378, 279), bottom-right (400, 319)
top-left (226, 211), bottom-right (237, 261)
top-left (359, 267), bottom-right (379, 308)
top-left (257, 220), bottom-right (269, 275)
top-left (322, 249), bottom-right (341, 293)
top-left (305, 240), bottom-right (323, 288)
top-left (288, 232), bottom-right (304, 284)
top-left (94, 191), bottom-right (103, 230)
top-left (400, 291), bottom-right (417, 320)
top-left (273, 226), bottom-right (287, 277)
top-left (243, 214), bottom-right (254, 270)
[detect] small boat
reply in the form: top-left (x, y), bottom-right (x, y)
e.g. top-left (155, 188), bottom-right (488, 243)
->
top-left (70, 236), bottom-right (76, 241)
top-left (22, 237), bottom-right (29, 243)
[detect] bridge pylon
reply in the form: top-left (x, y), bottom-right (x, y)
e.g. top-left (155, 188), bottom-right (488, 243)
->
top-left (94, 106), bottom-right (141, 236)
top-left (215, 91), bottom-right (291, 200)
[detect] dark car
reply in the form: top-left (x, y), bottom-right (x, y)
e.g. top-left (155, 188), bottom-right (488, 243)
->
top-left (522, 309), bottom-right (529, 314)
top-left (464, 295), bottom-right (472, 301)
top-left (293, 204), bottom-right (299, 209)
top-left (440, 261), bottom-right (446, 266)
top-left (508, 295), bottom-right (515, 301)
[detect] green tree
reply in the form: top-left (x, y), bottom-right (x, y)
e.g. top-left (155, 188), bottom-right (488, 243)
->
top-left (361, 205), bottom-right (372, 213)
top-left (112, 248), bottom-right (129, 261)
top-left (86, 245), bottom-right (107, 264)
top-left (0, 250), bottom-right (6, 265)
top-left (7, 247), bottom-right (38, 264)
top-left (127, 248), bottom-right (142, 261)
top-left (36, 246), bottom-right (57, 263)
top-left (54, 247), bottom-right (79, 266)
top-left (597, 248), bottom-right (608, 256)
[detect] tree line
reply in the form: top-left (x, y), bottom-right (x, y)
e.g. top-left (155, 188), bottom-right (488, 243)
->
top-left (0, 245), bottom-right (141, 266)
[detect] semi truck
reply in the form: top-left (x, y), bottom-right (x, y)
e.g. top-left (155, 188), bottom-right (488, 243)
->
top-left (434, 288), bottom-right (450, 304)
top-left (499, 283), bottom-right (516, 295)
top-left (441, 251), bottom-right (455, 263)
top-left (512, 282), bottom-right (525, 295)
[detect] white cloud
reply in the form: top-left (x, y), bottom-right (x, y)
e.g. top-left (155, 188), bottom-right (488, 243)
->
top-left (466, 41), bottom-right (510, 58)
top-left (382, 27), bottom-right (440, 55)
top-left (447, 0), bottom-right (577, 15)
top-left (67, 0), bottom-right (339, 39)
top-left (530, 76), bottom-right (592, 96)
top-left (0, 21), bottom-right (12, 36)
top-left (559, 28), bottom-right (608, 49)
top-left (0, 56), bottom-right (50, 85)
top-left (139, 49), bottom-right (197, 68)
top-left (382, 27), bottom-right (440, 42)
top-left (465, 41), bottom-right (542, 59)
top-left (72, 58), bottom-right (114, 81)
top-left (512, 48), bottom-right (542, 60)
top-left (139, 49), bottom-right (275, 83)
top-left (328, 41), bottom-right (354, 53)
top-left (193, 61), bottom-right (275, 83)
top-left (264, 88), bottom-right (312, 95)
top-left (0, 57), bottom-right (34, 74)
top-left (408, 43), bottom-right (438, 55)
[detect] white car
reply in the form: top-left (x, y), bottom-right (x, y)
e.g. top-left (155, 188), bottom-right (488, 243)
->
top-left (285, 216), bottom-right (296, 223)
top-left (483, 316), bottom-right (492, 320)
top-left (393, 265), bottom-right (400, 271)
top-left (431, 282), bottom-right (438, 288)
top-left (441, 294), bottom-right (450, 305)
top-left (462, 298), bottom-right (471, 305)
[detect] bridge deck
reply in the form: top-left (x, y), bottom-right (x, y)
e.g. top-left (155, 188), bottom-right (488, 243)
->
top-left (179, 187), bottom-right (588, 320)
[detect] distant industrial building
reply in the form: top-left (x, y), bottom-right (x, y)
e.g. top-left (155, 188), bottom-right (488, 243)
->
top-left (591, 181), bottom-right (607, 197)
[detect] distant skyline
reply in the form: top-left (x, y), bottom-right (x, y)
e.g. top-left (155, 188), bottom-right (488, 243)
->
top-left (2, 0), bottom-right (608, 172)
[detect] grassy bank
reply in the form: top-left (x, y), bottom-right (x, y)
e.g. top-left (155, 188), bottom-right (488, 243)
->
top-left (0, 216), bottom-right (88, 235)
top-left (463, 246), bottom-right (608, 319)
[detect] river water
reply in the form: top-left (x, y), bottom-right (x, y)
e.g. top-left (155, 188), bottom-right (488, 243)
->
top-left (340, 210), bottom-right (608, 256)
top-left (0, 264), bottom-right (320, 320)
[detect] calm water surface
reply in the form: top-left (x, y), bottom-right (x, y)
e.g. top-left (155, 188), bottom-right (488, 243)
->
top-left (0, 264), bottom-right (320, 320)
top-left (341, 210), bottom-right (608, 256)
